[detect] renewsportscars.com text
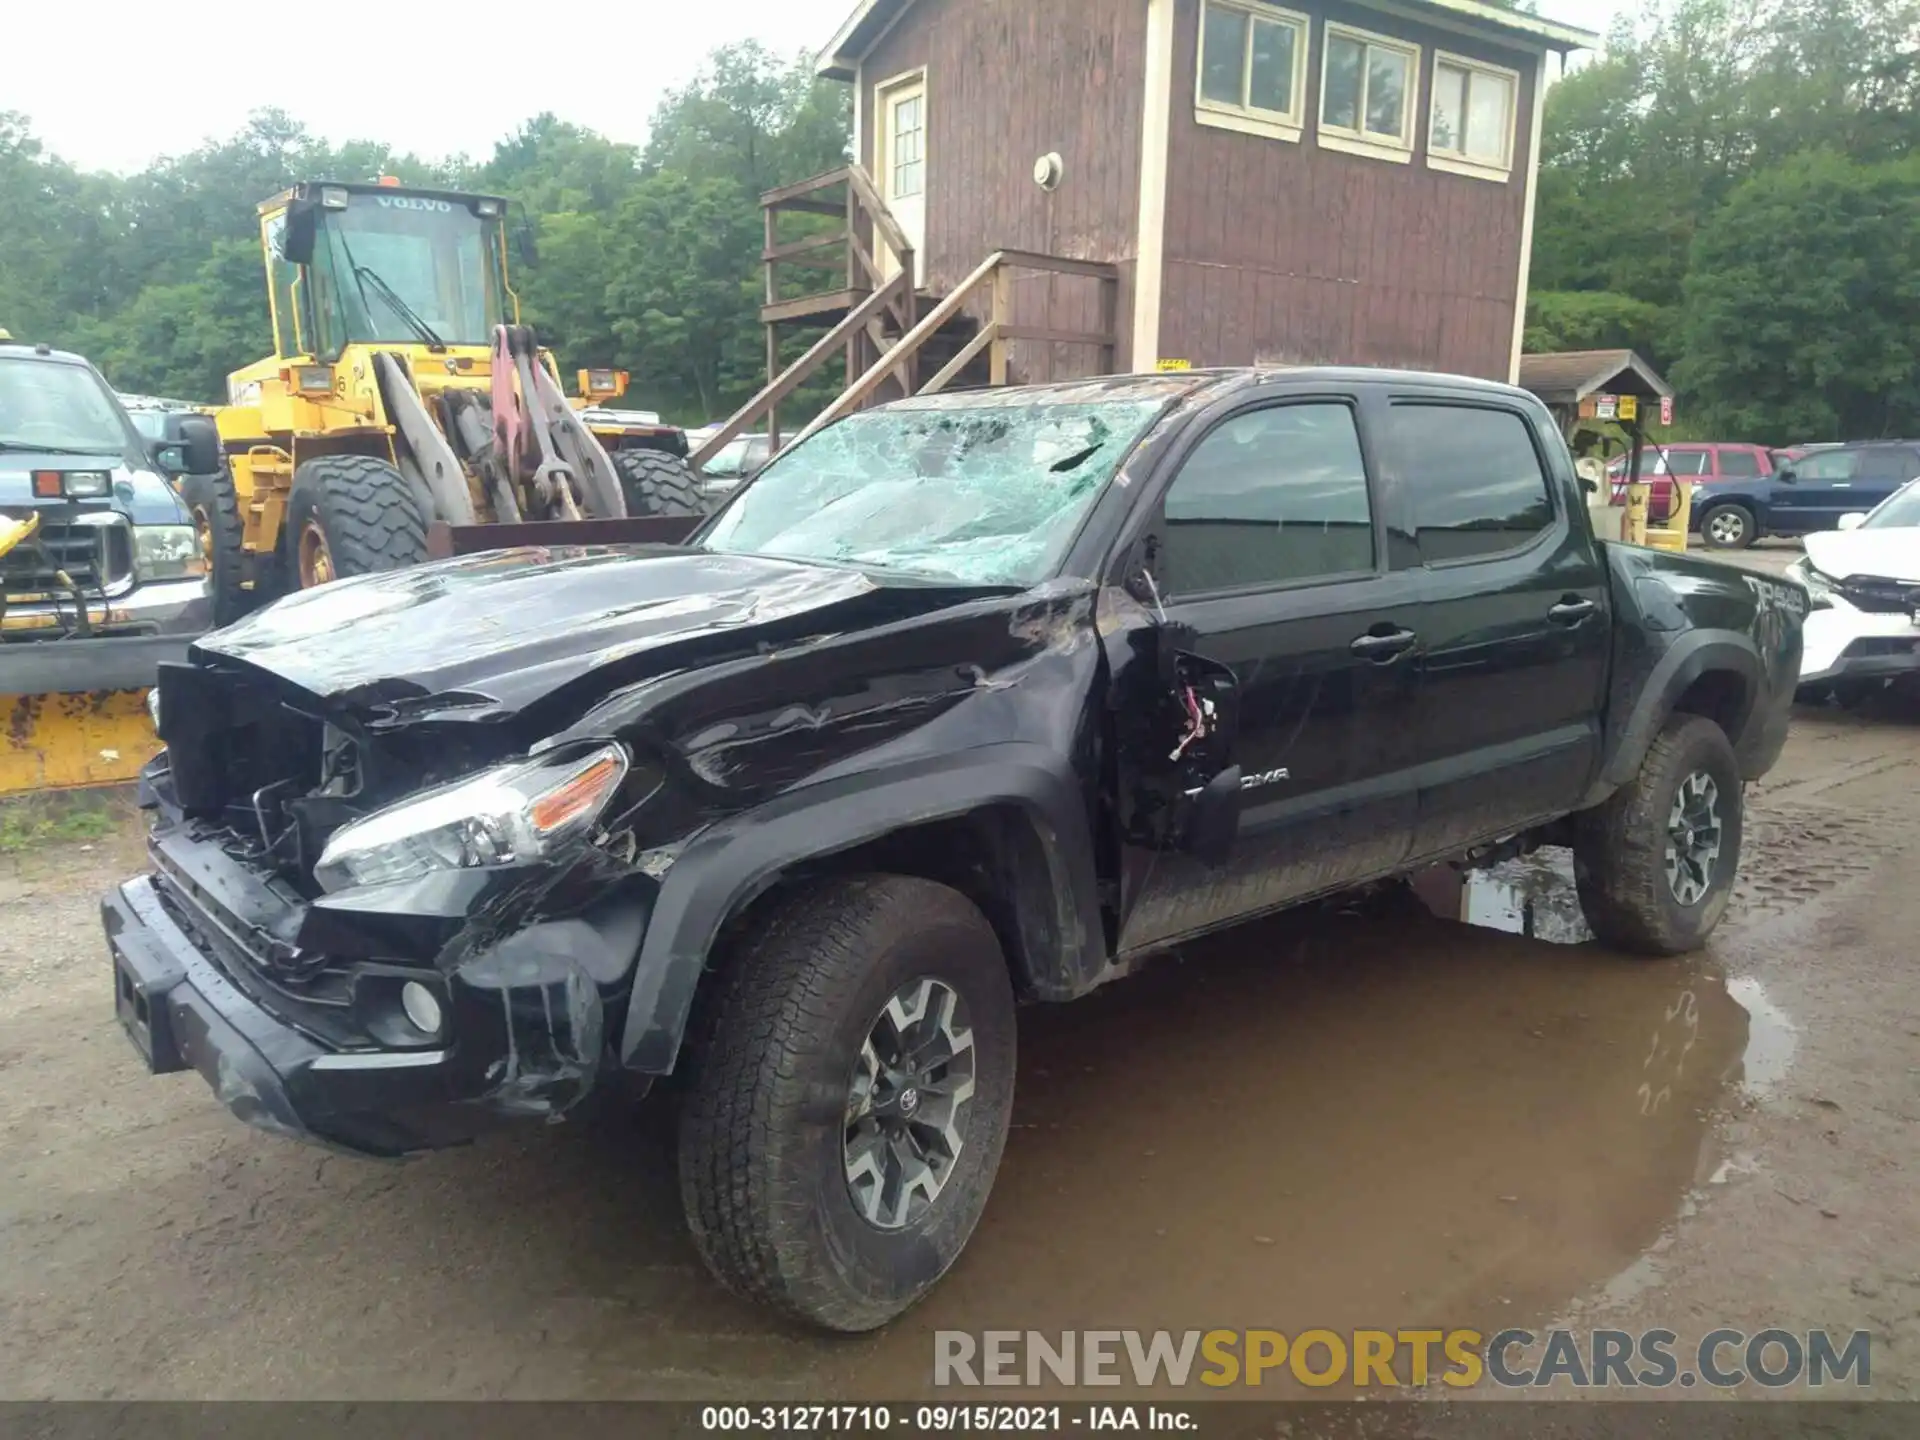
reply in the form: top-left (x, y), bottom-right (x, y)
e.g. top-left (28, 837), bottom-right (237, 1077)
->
top-left (933, 1328), bottom-right (1871, 1390)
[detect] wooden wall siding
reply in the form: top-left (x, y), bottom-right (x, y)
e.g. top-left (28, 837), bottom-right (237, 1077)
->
top-left (1158, 0), bottom-right (1538, 379)
top-left (861, 0), bottom-right (1148, 377)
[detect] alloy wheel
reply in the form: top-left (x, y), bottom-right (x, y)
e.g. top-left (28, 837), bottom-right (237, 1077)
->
top-left (1707, 511), bottom-right (1746, 546)
top-left (1665, 770), bottom-right (1723, 906)
top-left (843, 976), bottom-right (977, 1231)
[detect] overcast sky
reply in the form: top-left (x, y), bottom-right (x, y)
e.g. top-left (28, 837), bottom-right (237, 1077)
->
top-left (14, 0), bottom-right (1629, 175)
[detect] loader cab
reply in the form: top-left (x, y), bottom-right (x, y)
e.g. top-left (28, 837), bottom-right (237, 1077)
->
top-left (261, 180), bottom-right (517, 363)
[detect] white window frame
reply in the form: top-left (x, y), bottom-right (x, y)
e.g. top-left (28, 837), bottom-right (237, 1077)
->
top-left (1427, 49), bottom-right (1521, 183)
top-left (1194, 0), bottom-right (1312, 143)
top-left (1317, 21), bottom-right (1421, 165)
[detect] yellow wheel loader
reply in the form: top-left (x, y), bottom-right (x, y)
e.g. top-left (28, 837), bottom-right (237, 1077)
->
top-left (210, 178), bottom-right (704, 608)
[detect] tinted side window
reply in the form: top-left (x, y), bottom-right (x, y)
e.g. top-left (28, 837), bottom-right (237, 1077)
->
top-left (1798, 449), bottom-right (1859, 480)
top-left (1856, 447), bottom-right (1916, 483)
top-left (1159, 402), bottom-right (1373, 594)
top-left (1662, 449), bottom-right (1709, 475)
top-left (1391, 404), bottom-right (1554, 563)
top-left (1717, 448), bottom-right (1761, 478)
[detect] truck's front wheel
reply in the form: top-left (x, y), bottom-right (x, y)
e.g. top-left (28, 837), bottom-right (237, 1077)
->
top-left (677, 875), bottom-right (1017, 1332)
top-left (1573, 713), bottom-right (1745, 955)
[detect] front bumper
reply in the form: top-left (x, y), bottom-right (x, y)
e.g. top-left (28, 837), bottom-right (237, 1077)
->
top-left (1797, 604), bottom-right (1920, 686)
top-left (2, 574), bottom-right (209, 641)
top-left (105, 874), bottom-right (497, 1156)
top-left (103, 826), bottom-right (641, 1157)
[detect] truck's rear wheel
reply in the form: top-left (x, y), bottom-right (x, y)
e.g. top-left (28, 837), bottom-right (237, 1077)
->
top-left (180, 469), bottom-right (249, 628)
top-left (1573, 713), bottom-right (1744, 955)
top-left (677, 875), bottom-right (1017, 1332)
top-left (288, 455), bottom-right (429, 589)
top-left (613, 449), bottom-right (704, 518)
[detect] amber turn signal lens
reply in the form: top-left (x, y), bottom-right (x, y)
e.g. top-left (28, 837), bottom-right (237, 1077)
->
top-left (529, 753), bottom-right (625, 835)
top-left (31, 471), bottom-right (62, 498)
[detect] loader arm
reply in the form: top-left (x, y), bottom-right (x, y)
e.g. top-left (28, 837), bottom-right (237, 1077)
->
top-left (488, 325), bottom-right (628, 522)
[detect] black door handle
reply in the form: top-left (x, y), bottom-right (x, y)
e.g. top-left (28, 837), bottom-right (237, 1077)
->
top-left (1350, 627), bottom-right (1418, 661)
top-left (1549, 597), bottom-right (1597, 625)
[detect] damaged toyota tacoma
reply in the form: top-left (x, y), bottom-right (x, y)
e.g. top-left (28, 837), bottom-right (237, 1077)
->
top-left (103, 369), bottom-right (1804, 1331)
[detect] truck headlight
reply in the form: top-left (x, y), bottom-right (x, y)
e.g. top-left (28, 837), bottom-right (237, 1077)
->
top-left (134, 524), bottom-right (205, 580)
top-left (314, 744), bottom-right (629, 893)
top-left (1786, 556), bottom-right (1834, 609)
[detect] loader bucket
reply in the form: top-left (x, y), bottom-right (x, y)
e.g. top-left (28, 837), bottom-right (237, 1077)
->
top-left (0, 637), bottom-right (186, 797)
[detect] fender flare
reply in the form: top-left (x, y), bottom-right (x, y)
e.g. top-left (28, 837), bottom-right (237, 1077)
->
top-left (617, 743), bottom-right (1108, 1075)
top-left (1588, 629), bottom-right (1762, 804)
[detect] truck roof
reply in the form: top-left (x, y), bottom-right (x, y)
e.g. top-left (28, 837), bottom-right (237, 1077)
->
top-left (872, 365), bottom-right (1541, 411)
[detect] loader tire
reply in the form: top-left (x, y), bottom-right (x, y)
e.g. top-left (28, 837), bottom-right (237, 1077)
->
top-left (613, 449), bottom-right (704, 518)
top-left (288, 454), bottom-right (429, 589)
top-left (180, 469), bottom-right (250, 629)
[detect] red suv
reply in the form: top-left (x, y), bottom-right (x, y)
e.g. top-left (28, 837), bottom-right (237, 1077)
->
top-left (1607, 443), bottom-right (1775, 521)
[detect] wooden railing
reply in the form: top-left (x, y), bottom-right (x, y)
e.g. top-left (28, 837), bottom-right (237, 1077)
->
top-left (689, 164), bottom-right (1120, 472)
top-left (782, 249), bottom-right (1121, 451)
top-left (758, 165), bottom-right (916, 325)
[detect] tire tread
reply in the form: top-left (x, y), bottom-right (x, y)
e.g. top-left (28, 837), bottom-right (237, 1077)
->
top-left (1574, 713), bottom-right (1740, 955)
top-left (678, 875), bottom-right (1009, 1331)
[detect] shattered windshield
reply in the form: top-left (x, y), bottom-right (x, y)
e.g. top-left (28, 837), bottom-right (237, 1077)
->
top-left (700, 395), bottom-right (1165, 585)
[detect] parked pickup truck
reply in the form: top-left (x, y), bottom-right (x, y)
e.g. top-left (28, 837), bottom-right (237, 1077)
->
top-left (103, 368), bottom-right (1804, 1332)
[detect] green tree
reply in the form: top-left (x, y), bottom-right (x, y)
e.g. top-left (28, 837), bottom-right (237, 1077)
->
top-left (1673, 150), bottom-right (1920, 443)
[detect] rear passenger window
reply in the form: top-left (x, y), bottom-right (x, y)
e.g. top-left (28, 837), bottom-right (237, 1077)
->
top-left (1391, 405), bottom-right (1554, 563)
top-left (1159, 403), bottom-right (1373, 594)
top-left (1662, 450), bottom-right (1709, 476)
top-left (1856, 448), bottom-right (1916, 483)
top-left (1717, 449), bottom-right (1761, 478)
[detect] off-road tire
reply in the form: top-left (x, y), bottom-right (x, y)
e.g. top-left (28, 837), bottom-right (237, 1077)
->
top-left (287, 454), bottom-right (429, 585)
top-left (677, 875), bottom-right (1017, 1332)
top-left (180, 468), bottom-right (250, 628)
top-left (1698, 502), bottom-right (1756, 550)
top-left (1573, 713), bottom-right (1744, 955)
top-left (614, 449), bottom-right (704, 518)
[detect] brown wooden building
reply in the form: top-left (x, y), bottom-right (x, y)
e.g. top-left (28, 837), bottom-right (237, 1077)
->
top-left (815, 0), bottom-right (1594, 384)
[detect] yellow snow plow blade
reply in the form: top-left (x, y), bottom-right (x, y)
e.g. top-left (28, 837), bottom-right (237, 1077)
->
top-left (0, 689), bottom-right (158, 794)
top-left (0, 512), bottom-right (40, 561)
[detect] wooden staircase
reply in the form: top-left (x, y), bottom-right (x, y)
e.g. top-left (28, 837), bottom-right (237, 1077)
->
top-left (689, 165), bottom-right (1122, 471)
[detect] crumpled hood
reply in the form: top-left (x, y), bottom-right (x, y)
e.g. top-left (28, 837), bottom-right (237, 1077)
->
top-left (193, 545), bottom-right (986, 726)
top-left (1803, 526), bottom-right (1920, 583)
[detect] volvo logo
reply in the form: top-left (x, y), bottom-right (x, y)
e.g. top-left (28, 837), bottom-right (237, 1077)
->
top-left (375, 196), bottom-right (454, 212)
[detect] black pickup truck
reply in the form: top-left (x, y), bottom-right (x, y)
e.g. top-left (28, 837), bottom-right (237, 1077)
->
top-left (103, 368), bottom-right (1804, 1332)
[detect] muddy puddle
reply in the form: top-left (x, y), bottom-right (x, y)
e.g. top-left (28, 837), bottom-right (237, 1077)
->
top-left (243, 859), bottom-right (1795, 1400)
top-left (788, 871), bottom-right (1784, 1396)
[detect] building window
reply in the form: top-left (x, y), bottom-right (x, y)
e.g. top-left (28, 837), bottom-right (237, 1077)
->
top-left (1428, 51), bottom-right (1519, 181)
top-left (889, 92), bottom-right (924, 198)
top-left (1319, 23), bottom-right (1420, 163)
top-left (1196, 0), bottom-right (1311, 142)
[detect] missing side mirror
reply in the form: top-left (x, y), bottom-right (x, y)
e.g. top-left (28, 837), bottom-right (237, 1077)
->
top-left (1183, 765), bottom-right (1242, 867)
